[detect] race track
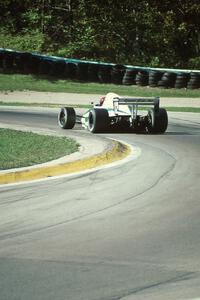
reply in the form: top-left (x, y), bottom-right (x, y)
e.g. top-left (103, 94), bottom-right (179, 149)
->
top-left (0, 109), bottom-right (200, 300)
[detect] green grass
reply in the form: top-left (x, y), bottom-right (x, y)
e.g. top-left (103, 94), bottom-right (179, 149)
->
top-left (0, 101), bottom-right (200, 113)
top-left (0, 128), bottom-right (78, 170)
top-left (0, 101), bottom-right (92, 109)
top-left (0, 73), bottom-right (200, 97)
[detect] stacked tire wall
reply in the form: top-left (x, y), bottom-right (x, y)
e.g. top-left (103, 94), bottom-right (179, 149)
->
top-left (0, 48), bottom-right (199, 89)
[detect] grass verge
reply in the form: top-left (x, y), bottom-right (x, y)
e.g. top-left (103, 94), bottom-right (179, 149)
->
top-left (0, 101), bottom-right (91, 109)
top-left (165, 107), bottom-right (200, 113)
top-left (140, 106), bottom-right (200, 113)
top-left (0, 128), bottom-right (78, 170)
top-left (0, 73), bottom-right (200, 97)
top-left (0, 101), bottom-right (199, 113)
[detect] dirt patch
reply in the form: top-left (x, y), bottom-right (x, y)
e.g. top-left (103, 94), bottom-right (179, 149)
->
top-left (0, 91), bottom-right (200, 107)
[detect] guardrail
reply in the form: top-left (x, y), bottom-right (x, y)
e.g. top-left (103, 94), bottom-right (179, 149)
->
top-left (0, 48), bottom-right (199, 89)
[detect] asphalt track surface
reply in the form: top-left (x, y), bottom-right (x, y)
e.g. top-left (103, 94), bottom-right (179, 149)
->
top-left (0, 109), bottom-right (200, 300)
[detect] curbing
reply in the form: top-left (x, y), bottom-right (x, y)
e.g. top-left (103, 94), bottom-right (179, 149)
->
top-left (0, 140), bottom-right (131, 185)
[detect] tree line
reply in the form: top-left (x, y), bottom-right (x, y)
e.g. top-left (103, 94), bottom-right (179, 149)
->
top-left (0, 0), bottom-right (199, 69)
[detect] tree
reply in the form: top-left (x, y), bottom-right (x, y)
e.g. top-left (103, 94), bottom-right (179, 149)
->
top-left (0, 0), bottom-right (199, 67)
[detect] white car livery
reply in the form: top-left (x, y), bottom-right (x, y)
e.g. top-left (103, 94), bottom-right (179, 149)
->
top-left (58, 92), bottom-right (168, 134)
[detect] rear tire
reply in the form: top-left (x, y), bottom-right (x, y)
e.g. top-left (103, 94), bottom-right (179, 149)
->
top-left (88, 109), bottom-right (109, 133)
top-left (58, 107), bottom-right (76, 129)
top-left (147, 108), bottom-right (168, 134)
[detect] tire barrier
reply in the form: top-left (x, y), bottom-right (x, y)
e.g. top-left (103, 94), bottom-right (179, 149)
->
top-left (66, 62), bottom-right (78, 79)
top-left (174, 72), bottom-right (189, 89)
top-left (50, 60), bottom-right (66, 78)
top-left (148, 71), bottom-right (163, 87)
top-left (0, 50), bottom-right (5, 68)
top-left (122, 68), bottom-right (138, 85)
top-left (111, 64), bottom-right (126, 84)
top-left (0, 48), bottom-right (199, 89)
top-left (76, 62), bottom-right (89, 81)
top-left (157, 72), bottom-right (177, 88)
top-left (98, 65), bottom-right (112, 83)
top-left (23, 53), bottom-right (41, 74)
top-left (10, 52), bottom-right (33, 73)
top-left (2, 51), bottom-right (15, 70)
top-left (38, 59), bottom-right (53, 75)
top-left (13, 52), bottom-right (26, 72)
top-left (135, 71), bottom-right (149, 86)
top-left (187, 72), bottom-right (200, 89)
top-left (88, 63), bottom-right (99, 82)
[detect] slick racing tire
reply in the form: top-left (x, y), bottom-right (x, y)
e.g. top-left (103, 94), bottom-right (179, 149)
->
top-left (147, 108), bottom-right (168, 134)
top-left (88, 108), bottom-right (109, 133)
top-left (58, 107), bottom-right (76, 129)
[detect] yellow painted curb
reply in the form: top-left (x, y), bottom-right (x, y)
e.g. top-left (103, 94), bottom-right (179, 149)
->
top-left (0, 141), bottom-right (131, 184)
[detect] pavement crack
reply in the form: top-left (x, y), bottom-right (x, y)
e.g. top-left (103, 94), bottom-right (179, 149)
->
top-left (99, 272), bottom-right (196, 300)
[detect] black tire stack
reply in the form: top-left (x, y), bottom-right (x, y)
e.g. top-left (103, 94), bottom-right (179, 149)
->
top-left (14, 52), bottom-right (30, 73)
top-left (12, 52), bottom-right (22, 72)
top-left (148, 71), bottom-right (163, 87)
top-left (88, 63), bottom-right (99, 82)
top-left (66, 62), bottom-right (78, 80)
top-left (1, 49), bottom-right (200, 89)
top-left (111, 64), bottom-right (126, 84)
top-left (2, 51), bottom-right (15, 70)
top-left (98, 65), bottom-right (112, 83)
top-left (23, 54), bottom-right (41, 74)
top-left (174, 72), bottom-right (189, 89)
top-left (122, 68), bottom-right (137, 85)
top-left (50, 60), bottom-right (66, 78)
top-left (135, 71), bottom-right (149, 86)
top-left (0, 50), bottom-right (5, 69)
top-left (158, 72), bottom-right (177, 88)
top-left (187, 72), bottom-right (200, 89)
top-left (38, 59), bottom-right (53, 75)
top-left (76, 62), bottom-right (89, 81)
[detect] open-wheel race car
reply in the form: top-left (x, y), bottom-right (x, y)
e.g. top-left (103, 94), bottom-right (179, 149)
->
top-left (58, 93), bottom-right (168, 134)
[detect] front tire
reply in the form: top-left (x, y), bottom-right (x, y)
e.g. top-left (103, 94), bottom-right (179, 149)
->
top-left (58, 107), bottom-right (76, 129)
top-left (88, 108), bottom-right (109, 133)
top-left (147, 108), bottom-right (168, 134)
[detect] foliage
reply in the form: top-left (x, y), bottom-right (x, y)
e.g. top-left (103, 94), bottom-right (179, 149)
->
top-left (0, 29), bottom-right (44, 52)
top-left (188, 57), bottom-right (200, 69)
top-left (0, 0), bottom-right (199, 68)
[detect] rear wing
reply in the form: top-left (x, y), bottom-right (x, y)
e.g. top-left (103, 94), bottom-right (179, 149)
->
top-left (113, 97), bottom-right (160, 111)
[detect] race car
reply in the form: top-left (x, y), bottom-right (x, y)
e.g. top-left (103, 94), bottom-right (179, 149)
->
top-left (58, 92), bottom-right (168, 134)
